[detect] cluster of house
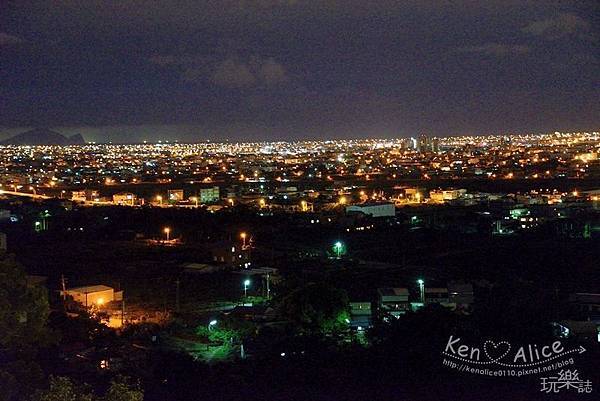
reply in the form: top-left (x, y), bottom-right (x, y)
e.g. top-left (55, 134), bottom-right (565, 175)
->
top-left (30, 276), bottom-right (599, 347)
top-left (347, 282), bottom-right (475, 330)
top-left (346, 285), bottom-right (600, 343)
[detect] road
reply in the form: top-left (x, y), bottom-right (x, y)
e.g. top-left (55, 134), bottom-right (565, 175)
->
top-left (0, 189), bottom-right (112, 205)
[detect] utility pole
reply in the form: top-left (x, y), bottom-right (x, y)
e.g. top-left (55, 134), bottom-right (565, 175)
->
top-left (266, 272), bottom-right (271, 299)
top-left (61, 274), bottom-right (67, 301)
top-left (122, 296), bottom-right (125, 327)
top-left (418, 279), bottom-right (425, 304)
top-left (175, 279), bottom-right (180, 313)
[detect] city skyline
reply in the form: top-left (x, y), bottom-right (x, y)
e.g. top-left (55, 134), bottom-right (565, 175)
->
top-left (1, 125), bottom-right (599, 145)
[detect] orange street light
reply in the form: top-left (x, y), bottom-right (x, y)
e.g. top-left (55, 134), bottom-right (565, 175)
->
top-left (163, 227), bottom-right (171, 241)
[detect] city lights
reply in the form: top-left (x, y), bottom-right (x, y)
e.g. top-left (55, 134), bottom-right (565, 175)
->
top-left (3, 1), bottom-right (599, 397)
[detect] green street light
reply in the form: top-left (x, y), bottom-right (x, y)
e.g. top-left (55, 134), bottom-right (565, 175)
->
top-left (417, 279), bottom-right (425, 303)
top-left (333, 241), bottom-right (344, 259)
top-left (243, 279), bottom-right (251, 298)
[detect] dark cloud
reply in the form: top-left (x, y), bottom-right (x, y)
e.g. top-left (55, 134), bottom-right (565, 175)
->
top-left (150, 54), bottom-right (289, 88)
top-left (0, 32), bottom-right (25, 45)
top-left (0, 0), bottom-right (598, 140)
top-left (255, 58), bottom-right (289, 86)
top-left (522, 12), bottom-right (594, 40)
top-left (456, 43), bottom-right (530, 57)
top-left (210, 57), bottom-right (258, 88)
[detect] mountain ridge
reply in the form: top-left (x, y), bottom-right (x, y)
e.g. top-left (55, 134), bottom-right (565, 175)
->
top-left (0, 128), bottom-right (86, 145)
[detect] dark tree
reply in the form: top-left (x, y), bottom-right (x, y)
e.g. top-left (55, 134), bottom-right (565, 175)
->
top-left (279, 282), bottom-right (350, 334)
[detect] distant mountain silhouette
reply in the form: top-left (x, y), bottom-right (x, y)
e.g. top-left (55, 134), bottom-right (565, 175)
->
top-left (0, 128), bottom-right (86, 145)
top-left (66, 133), bottom-right (85, 144)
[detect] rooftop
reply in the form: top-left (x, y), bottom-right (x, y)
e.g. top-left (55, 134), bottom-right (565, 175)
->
top-left (66, 285), bottom-right (114, 294)
top-left (378, 288), bottom-right (409, 296)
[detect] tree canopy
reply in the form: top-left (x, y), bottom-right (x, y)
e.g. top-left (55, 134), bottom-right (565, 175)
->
top-left (0, 256), bottom-right (51, 350)
top-left (33, 376), bottom-right (143, 401)
top-left (279, 282), bottom-right (350, 334)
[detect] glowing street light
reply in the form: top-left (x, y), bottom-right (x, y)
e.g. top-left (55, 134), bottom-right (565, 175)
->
top-left (243, 279), bottom-right (251, 298)
top-left (190, 196), bottom-right (198, 207)
top-left (417, 279), bottom-right (425, 303)
top-left (240, 232), bottom-right (247, 248)
top-left (156, 195), bottom-right (163, 205)
top-left (334, 241), bottom-right (344, 259)
top-left (208, 319), bottom-right (217, 331)
top-left (163, 227), bottom-right (171, 241)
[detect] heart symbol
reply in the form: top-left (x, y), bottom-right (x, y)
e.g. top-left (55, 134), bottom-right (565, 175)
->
top-left (483, 340), bottom-right (511, 363)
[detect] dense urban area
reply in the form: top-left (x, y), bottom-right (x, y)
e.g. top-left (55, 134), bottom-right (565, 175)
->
top-left (1, 131), bottom-right (599, 400)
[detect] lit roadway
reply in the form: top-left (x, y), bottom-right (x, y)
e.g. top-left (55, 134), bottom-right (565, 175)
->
top-left (0, 189), bottom-right (205, 208)
top-left (0, 189), bottom-right (112, 205)
top-left (0, 189), bottom-right (52, 199)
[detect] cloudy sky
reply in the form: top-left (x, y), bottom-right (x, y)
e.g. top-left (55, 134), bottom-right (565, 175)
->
top-left (0, 1), bottom-right (598, 142)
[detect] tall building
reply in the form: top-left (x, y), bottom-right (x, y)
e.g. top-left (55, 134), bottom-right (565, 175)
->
top-left (417, 134), bottom-right (428, 152)
top-left (415, 134), bottom-right (440, 153)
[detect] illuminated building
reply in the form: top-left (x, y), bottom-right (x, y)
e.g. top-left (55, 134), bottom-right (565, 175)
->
top-left (112, 192), bottom-right (137, 206)
top-left (200, 186), bottom-right (220, 204)
top-left (61, 285), bottom-right (122, 308)
top-left (346, 202), bottom-right (395, 218)
top-left (377, 287), bottom-right (410, 318)
top-left (168, 189), bottom-right (184, 202)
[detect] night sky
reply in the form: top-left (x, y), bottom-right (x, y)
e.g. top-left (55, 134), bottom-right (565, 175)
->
top-left (1, 1), bottom-right (598, 142)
